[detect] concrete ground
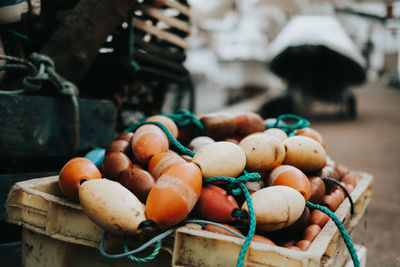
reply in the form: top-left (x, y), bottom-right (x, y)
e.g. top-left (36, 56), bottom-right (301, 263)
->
top-left (312, 81), bottom-right (400, 267)
top-left (197, 79), bottom-right (400, 266)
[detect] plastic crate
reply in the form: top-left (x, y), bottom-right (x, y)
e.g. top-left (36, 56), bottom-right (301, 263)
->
top-left (5, 172), bottom-right (372, 266)
top-left (172, 171), bottom-right (372, 267)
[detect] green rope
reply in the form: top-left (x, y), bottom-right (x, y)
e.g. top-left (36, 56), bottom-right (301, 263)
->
top-left (100, 228), bottom-right (176, 259)
top-left (127, 121), bottom-right (195, 157)
top-left (0, 53), bottom-right (80, 152)
top-left (186, 219), bottom-right (245, 239)
top-left (306, 202), bottom-right (360, 267)
top-left (164, 110), bottom-right (204, 137)
top-left (123, 238), bottom-right (162, 263)
top-left (322, 177), bottom-right (355, 215)
top-left (232, 209), bottom-right (248, 219)
top-left (204, 170), bottom-right (260, 267)
top-left (273, 114), bottom-right (310, 136)
top-left (124, 110), bottom-right (204, 138)
top-left (100, 219), bottom-right (247, 263)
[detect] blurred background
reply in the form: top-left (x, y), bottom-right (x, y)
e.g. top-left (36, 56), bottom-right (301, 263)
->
top-left (186, 1), bottom-right (400, 266)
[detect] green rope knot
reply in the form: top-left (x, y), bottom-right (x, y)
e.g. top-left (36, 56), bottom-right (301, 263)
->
top-left (204, 170), bottom-right (260, 267)
top-left (306, 201), bottom-right (360, 267)
top-left (226, 172), bottom-right (261, 196)
top-left (273, 114), bottom-right (310, 136)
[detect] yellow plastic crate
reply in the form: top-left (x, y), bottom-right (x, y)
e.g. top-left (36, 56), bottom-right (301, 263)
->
top-left (172, 171), bottom-right (372, 267)
top-left (5, 172), bottom-right (372, 267)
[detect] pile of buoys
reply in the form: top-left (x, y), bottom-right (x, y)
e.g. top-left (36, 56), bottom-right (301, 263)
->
top-left (58, 111), bottom-right (358, 253)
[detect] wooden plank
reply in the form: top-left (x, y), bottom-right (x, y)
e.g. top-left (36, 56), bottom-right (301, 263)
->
top-left (164, 0), bottom-right (190, 17)
top-left (133, 18), bottom-right (188, 49)
top-left (143, 7), bottom-right (191, 34)
top-left (0, 94), bottom-right (116, 157)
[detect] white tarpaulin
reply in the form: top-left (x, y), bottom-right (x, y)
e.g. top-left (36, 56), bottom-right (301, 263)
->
top-left (268, 15), bottom-right (366, 68)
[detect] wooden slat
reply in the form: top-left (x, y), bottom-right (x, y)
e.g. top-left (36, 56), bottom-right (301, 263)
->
top-left (133, 18), bottom-right (188, 49)
top-left (144, 6), bottom-right (191, 34)
top-left (164, 0), bottom-right (190, 17)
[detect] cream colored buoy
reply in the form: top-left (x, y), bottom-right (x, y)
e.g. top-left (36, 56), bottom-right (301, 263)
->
top-left (283, 136), bottom-right (326, 172)
top-left (188, 136), bottom-right (215, 153)
top-left (239, 134), bottom-right (285, 172)
top-left (264, 128), bottom-right (288, 142)
top-left (192, 141), bottom-right (246, 178)
top-left (241, 185), bottom-right (305, 231)
top-left (79, 179), bottom-right (146, 235)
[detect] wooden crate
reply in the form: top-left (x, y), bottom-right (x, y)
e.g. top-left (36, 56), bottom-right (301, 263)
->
top-left (172, 172), bottom-right (372, 267)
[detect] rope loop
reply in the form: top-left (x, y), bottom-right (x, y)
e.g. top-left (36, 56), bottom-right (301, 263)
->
top-left (165, 109), bottom-right (204, 136)
top-left (273, 114), bottom-right (310, 136)
top-left (306, 201), bottom-right (360, 267)
top-left (0, 53), bottom-right (79, 97)
top-left (204, 170), bottom-right (260, 267)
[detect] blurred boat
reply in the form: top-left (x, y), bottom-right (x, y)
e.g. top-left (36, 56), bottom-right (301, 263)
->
top-left (267, 15), bottom-right (367, 118)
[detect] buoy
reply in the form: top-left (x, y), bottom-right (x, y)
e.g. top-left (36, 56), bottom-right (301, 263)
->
top-left (234, 112), bottom-right (265, 136)
top-left (120, 165), bottom-right (156, 203)
top-left (148, 151), bottom-right (186, 180)
top-left (268, 165), bottom-right (312, 201)
top-left (192, 141), bottom-right (246, 178)
top-left (146, 163), bottom-right (202, 228)
top-left (241, 186), bottom-right (305, 231)
top-left (239, 134), bottom-right (285, 172)
top-left (283, 136), bottom-right (326, 172)
top-left (146, 115), bottom-right (179, 140)
top-left (132, 125), bottom-right (169, 165)
top-left (59, 157), bottom-right (102, 202)
top-left (194, 185), bottom-right (239, 223)
top-left (79, 179), bottom-right (146, 235)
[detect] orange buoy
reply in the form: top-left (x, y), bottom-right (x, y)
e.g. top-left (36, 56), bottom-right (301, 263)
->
top-left (268, 165), bottom-right (312, 201)
top-left (117, 131), bottom-right (134, 143)
top-left (302, 224), bottom-right (321, 242)
top-left (194, 185), bottom-right (239, 223)
top-left (101, 152), bottom-right (132, 180)
top-left (251, 235), bottom-right (276, 246)
top-left (120, 166), bottom-right (156, 203)
top-left (106, 139), bottom-right (130, 155)
top-left (59, 157), bottom-right (102, 202)
top-left (148, 151), bottom-right (186, 180)
top-left (146, 163), bottom-right (202, 228)
top-left (204, 223), bottom-right (242, 237)
top-left (310, 209), bottom-right (330, 228)
top-left (199, 112), bottom-right (237, 140)
top-left (295, 239), bottom-right (311, 251)
top-left (132, 124), bottom-right (169, 165)
top-left (146, 115), bottom-right (179, 140)
top-left (308, 176), bottom-right (326, 204)
top-left (234, 112), bottom-right (265, 137)
top-left (294, 127), bottom-right (325, 148)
